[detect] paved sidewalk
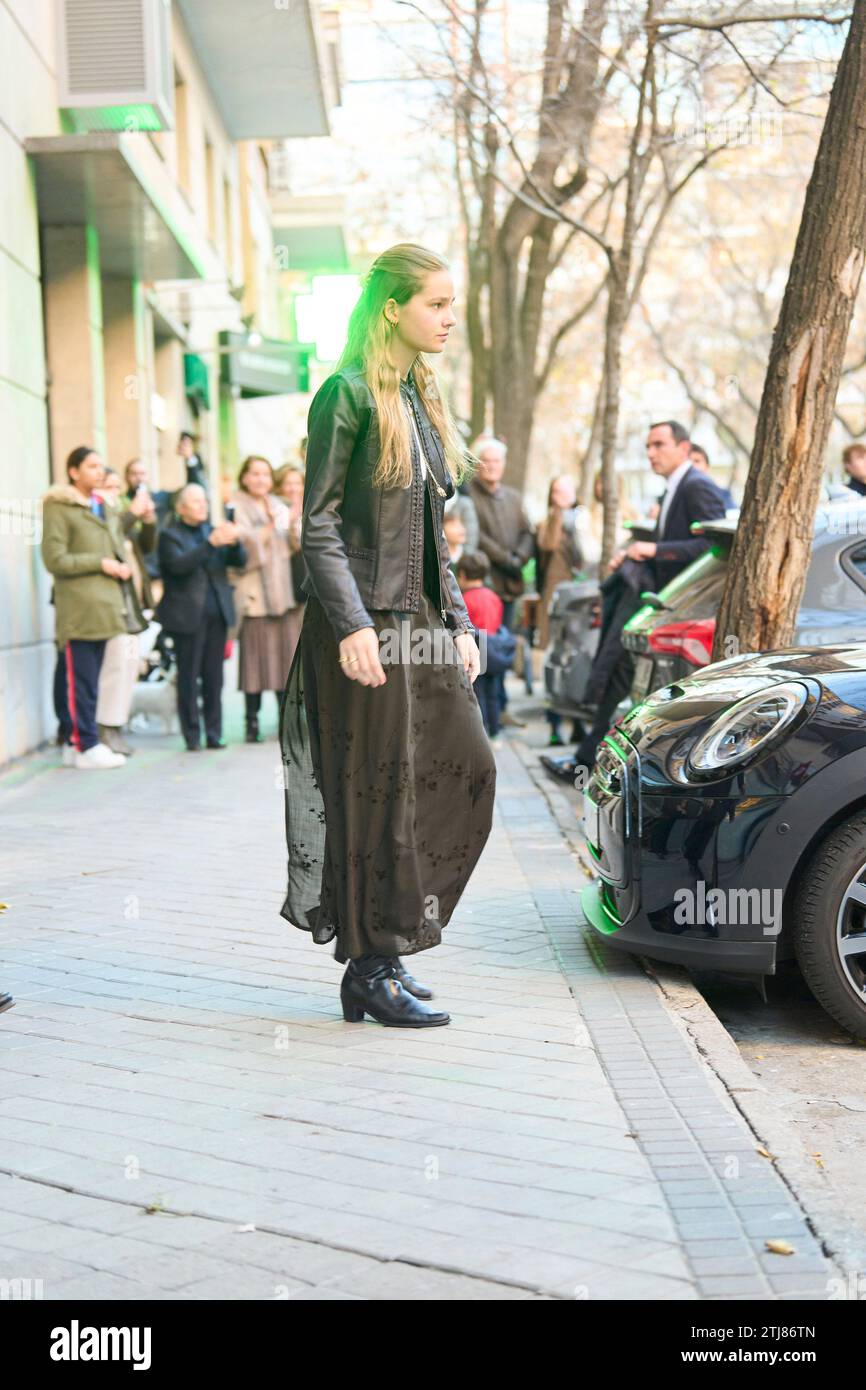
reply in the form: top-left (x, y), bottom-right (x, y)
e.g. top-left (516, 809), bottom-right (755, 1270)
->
top-left (0, 715), bottom-right (839, 1300)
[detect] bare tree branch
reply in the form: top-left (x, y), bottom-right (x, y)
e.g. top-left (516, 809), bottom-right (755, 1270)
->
top-left (642, 306), bottom-right (754, 460)
top-left (536, 274), bottom-right (608, 393)
top-left (654, 11), bottom-right (852, 33)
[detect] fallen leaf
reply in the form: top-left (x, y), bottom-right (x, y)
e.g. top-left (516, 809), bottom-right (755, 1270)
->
top-left (756, 1147), bottom-right (774, 1160)
top-left (765, 1239), bottom-right (795, 1256)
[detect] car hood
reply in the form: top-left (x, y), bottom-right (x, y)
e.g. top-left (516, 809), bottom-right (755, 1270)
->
top-left (615, 642), bottom-right (866, 788)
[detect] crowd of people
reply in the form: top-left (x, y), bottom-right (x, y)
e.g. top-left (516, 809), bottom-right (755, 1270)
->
top-left (442, 425), bottom-right (736, 765)
top-left (40, 434), bottom-right (308, 768)
top-left (40, 410), bottom-right (748, 774)
top-left (536, 429), bottom-right (866, 785)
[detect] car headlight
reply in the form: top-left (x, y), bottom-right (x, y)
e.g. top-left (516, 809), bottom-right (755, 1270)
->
top-left (685, 682), bottom-right (809, 778)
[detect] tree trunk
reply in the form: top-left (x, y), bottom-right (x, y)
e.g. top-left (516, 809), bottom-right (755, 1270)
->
top-left (459, 0), bottom-right (608, 490)
top-left (599, 266), bottom-right (629, 572)
top-left (712, 1), bottom-right (866, 660)
top-left (598, 2), bottom-right (655, 572)
top-left (488, 231), bottom-right (548, 493)
top-left (579, 371), bottom-right (605, 507)
top-left (465, 243), bottom-right (488, 441)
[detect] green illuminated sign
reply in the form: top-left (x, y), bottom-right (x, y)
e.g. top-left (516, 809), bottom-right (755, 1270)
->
top-left (62, 104), bottom-right (166, 134)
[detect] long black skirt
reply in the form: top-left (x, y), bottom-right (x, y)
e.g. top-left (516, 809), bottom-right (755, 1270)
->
top-left (279, 590), bottom-right (497, 963)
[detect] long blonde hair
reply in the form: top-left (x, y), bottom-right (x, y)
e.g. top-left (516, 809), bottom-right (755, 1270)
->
top-left (336, 243), bottom-right (471, 491)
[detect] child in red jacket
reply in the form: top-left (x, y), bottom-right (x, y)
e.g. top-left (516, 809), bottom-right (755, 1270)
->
top-left (457, 550), bottom-right (504, 742)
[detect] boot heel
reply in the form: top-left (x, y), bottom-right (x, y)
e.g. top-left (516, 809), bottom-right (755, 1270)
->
top-left (341, 990), bottom-right (365, 1023)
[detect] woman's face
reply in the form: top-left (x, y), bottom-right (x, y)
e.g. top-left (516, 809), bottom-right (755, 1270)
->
top-left (280, 470), bottom-right (304, 507)
top-left (243, 460), bottom-right (273, 498)
top-left (178, 487), bottom-right (208, 525)
top-left (100, 474), bottom-right (122, 504)
top-left (70, 453), bottom-right (105, 494)
top-left (550, 477), bottom-right (576, 509)
top-left (390, 270), bottom-right (457, 357)
top-left (126, 459), bottom-right (147, 490)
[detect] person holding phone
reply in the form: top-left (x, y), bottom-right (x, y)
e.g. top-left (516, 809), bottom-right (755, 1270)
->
top-left (279, 243), bottom-right (496, 1029)
top-left (156, 485), bottom-right (246, 751)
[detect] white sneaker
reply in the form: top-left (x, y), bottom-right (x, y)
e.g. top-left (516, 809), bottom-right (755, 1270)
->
top-left (73, 742), bottom-right (126, 770)
top-left (61, 743), bottom-right (76, 767)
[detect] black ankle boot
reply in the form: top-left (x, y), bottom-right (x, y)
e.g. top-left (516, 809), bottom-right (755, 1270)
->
top-left (340, 960), bottom-right (449, 1027)
top-left (391, 957), bottom-right (434, 1000)
top-left (245, 693), bottom-right (263, 743)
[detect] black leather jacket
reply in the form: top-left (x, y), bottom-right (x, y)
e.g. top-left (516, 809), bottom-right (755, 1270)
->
top-left (300, 363), bottom-right (473, 642)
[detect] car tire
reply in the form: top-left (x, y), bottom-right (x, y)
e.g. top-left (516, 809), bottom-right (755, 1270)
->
top-left (792, 813), bottom-right (866, 1040)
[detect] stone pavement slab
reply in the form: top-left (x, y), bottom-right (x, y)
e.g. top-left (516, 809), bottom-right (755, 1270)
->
top-left (0, 716), bottom-right (840, 1300)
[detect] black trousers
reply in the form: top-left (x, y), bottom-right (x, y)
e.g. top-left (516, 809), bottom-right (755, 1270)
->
top-left (474, 671), bottom-right (501, 737)
top-left (54, 639), bottom-right (107, 753)
top-left (169, 611), bottom-right (226, 747)
top-left (574, 562), bottom-right (649, 770)
top-left (496, 599), bottom-right (518, 712)
top-left (576, 650), bottom-right (635, 771)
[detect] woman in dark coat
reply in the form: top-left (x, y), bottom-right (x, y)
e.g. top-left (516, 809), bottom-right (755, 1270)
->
top-left (280, 243), bottom-right (497, 1028)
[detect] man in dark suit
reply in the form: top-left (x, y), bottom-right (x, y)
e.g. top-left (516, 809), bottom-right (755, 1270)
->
top-left (614, 421), bottom-right (729, 591)
top-left (542, 419), bottom-right (728, 780)
top-left (156, 484), bottom-right (246, 751)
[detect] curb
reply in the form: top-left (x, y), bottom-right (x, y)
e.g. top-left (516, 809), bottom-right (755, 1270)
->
top-left (510, 726), bottom-right (866, 1285)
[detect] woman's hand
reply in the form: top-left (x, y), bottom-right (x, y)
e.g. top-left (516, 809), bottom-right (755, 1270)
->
top-left (454, 631), bottom-right (480, 684)
top-left (129, 489), bottom-right (155, 521)
top-left (209, 522), bottom-right (240, 547)
top-left (338, 627), bottom-right (386, 687)
top-left (101, 557), bottom-right (131, 580)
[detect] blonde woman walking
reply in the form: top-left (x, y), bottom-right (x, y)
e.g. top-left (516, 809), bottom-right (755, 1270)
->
top-left (280, 244), bottom-right (496, 1028)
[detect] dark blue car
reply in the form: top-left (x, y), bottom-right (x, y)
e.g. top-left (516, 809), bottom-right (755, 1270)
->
top-left (582, 643), bottom-right (866, 1038)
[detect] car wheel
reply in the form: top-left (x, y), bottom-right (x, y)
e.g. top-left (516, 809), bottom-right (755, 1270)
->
top-left (792, 813), bottom-right (866, 1040)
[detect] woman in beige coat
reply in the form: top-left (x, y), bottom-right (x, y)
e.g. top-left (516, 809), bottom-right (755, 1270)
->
top-left (536, 476), bottom-right (585, 651)
top-left (230, 456), bottom-right (303, 742)
top-left (94, 467), bottom-right (156, 754)
top-left (537, 475), bottom-right (585, 748)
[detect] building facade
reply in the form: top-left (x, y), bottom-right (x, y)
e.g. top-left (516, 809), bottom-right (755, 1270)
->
top-left (0, 0), bottom-right (341, 764)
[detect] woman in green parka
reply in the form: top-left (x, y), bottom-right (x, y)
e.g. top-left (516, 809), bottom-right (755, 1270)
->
top-left (41, 446), bottom-right (146, 770)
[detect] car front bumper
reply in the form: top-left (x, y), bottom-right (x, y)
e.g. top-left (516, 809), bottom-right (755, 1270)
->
top-left (581, 727), bottom-right (791, 974)
top-left (581, 880), bottom-right (778, 974)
